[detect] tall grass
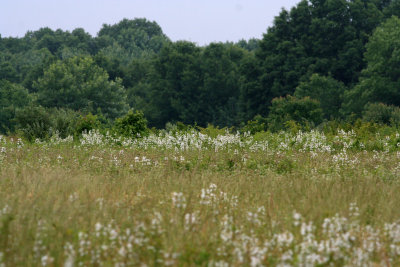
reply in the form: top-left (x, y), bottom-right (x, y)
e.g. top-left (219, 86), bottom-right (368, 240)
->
top-left (0, 129), bottom-right (400, 266)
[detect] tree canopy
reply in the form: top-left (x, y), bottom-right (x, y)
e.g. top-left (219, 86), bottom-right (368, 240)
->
top-left (343, 15), bottom-right (400, 115)
top-left (35, 56), bottom-right (128, 119)
top-left (1, 4), bottom-right (400, 134)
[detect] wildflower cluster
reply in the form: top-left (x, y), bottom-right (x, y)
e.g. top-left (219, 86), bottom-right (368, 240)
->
top-left (0, 129), bottom-right (399, 265)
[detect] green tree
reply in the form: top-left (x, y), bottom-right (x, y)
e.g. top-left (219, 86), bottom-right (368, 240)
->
top-left (267, 95), bottom-right (323, 132)
top-left (295, 74), bottom-right (345, 119)
top-left (97, 18), bottom-right (169, 60)
top-left (236, 38), bottom-right (259, 51)
top-left (66, 28), bottom-right (95, 54)
top-left (0, 60), bottom-right (18, 82)
top-left (238, 51), bottom-right (262, 122)
top-left (14, 105), bottom-right (53, 141)
top-left (0, 80), bottom-right (31, 133)
top-left (74, 113), bottom-right (102, 136)
top-left (0, 51), bottom-right (19, 82)
top-left (34, 56), bottom-right (128, 119)
top-left (362, 102), bottom-right (400, 126)
top-left (6, 48), bottom-right (55, 90)
top-left (384, 0), bottom-right (400, 18)
top-left (199, 43), bottom-right (244, 126)
top-left (113, 110), bottom-right (149, 138)
top-left (140, 41), bottom-right (246, 127)
top-left (97, 42), bottom-right (134, 67)
top-left (343, 16), bottom-right (400, 115)
top-left (144, 41), bottom-right (202, 127)
top-left (22, 49), bottom-right (56, 92)
top-left (1, 36), bottom-right (30, 54)
top-left (94, 51), bottom-right (125, 81)
top-left (23, 27), bottom-right (95, 57)
top-left (32, 28), bottom-right (65, 54)
top-left (122, 58), bottom-right (152, 112)
top-left (252, 0), bottom-right (386, 118)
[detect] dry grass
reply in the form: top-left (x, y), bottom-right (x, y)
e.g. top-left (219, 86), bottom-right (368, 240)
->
top-left (1, 131), bottom-right (400, 266)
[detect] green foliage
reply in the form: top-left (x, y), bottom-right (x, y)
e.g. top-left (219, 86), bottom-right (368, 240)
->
top-left (21, 48), bottom-right (56, 92)
top-left (34, 56), bottom-right (128, 119)
top-left (343, 16), bottom-right (400, 115)
top-left (113, 110), bottom-right (149, 138)
top-left (93, 52), bottom-right (125, 81)
top-left (275, 157), bottom-right (296, 174)
top-left (147, 41), bottom-right (202, 127)
top-left (238, 51), bottom-right (262, 122)
top-left (284, 120), bottom-right (303, 134)
top-left (242, 115), bottom-right (268, 134)
top-left (0, 60), bottom-right (18, 82)
top-left (319, 120), bottom-right (352, 135)
top-left (200, 44), bottom-right (244, 127)
top-left (142, 41), bottom-right (246, 128)
top-left (51, 109), bottom-right (80, 138)
top-left (252, 0), bottom-right (386, 118)
top-left (295, 74), bottom-right (345, 119)
top-left (74, 113), bottom-right (102, 136)
top-left (384, 0), bottom-right (400, 18)
top-left (198, 124), bottom-right (231, 138)
top-left (14, 106), bottom-right (81, 141)
top-left (14, 105), bottom-right (53, 141)
top-left (362, 102), bottom-right (400, 126)
top-left (97, 18), bottom-right (169, 60)
top-left (0, 80), bottom-right (31, 133)
top-left (267, 95), bottom-right (323, 132)
top-left (27, 27), bottom-right (94, 56)
top-left (2, 10), bottom-right (400, 131)
top-left (236, 38), bottom-right (259, 51)
top-left (165, 121), bottom-right (195, 133)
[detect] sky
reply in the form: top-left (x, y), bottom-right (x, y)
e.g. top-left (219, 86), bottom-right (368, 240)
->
top-left (0, 0), bottom-right (300, 45)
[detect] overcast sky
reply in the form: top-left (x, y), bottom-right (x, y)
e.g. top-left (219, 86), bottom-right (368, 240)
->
top-left (0, 0), bottom-right (300, 45)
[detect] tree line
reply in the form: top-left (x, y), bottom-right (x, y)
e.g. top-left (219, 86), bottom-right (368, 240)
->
top-left (1, 0), bottom-right (400, 137)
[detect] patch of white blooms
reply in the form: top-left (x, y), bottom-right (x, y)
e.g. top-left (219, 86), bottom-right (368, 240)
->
top-left (75, 128), bottom-right (399, 156)
top-left (80, 130), bottom-right (104, 146)
top-left (8, 129), bottom-right (397, 162)
top-left (171, 192), bottom-right (186, 209)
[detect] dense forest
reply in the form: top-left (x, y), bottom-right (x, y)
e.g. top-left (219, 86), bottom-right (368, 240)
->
top-left (1, 0), bottom-right (400, 137)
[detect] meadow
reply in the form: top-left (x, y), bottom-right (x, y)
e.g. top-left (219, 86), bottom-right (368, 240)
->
top-left (1, 127), bottom-right (400, 266)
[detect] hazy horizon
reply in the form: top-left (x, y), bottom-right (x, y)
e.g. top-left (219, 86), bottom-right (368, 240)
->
top-left (0, 0), bottom-right (300, 45)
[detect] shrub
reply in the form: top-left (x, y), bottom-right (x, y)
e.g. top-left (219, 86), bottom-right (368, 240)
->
top-left (113, 110), bottom-right (149, 138)
top-left (242, 115), bottom-right (268, 134)
top-left (14, 105), bottom-right (53, 141)
top-left (198, 124), bottom-right (232, 138)
top-left (295, 74), bottom-right (345, 119)
top-left (319, 120), bottom-right (355, 135)
top-left (14, 106), bottom-right (81, 141)
top-left (391, 109), bottom-right (400, 127)
top-left (165, 121), bottom-right (195, 134)
top-left (74, 113), bottom-right (102, 136)
top-left (362, 103), bottom-right (400, 126)
top-left (267, 95), bottom-right (323, 132)
top-left (51, 109), bottom-right (80, 138)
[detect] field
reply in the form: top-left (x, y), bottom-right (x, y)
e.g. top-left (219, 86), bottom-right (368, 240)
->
top-left (1, 129), bottom-right (400, 266)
